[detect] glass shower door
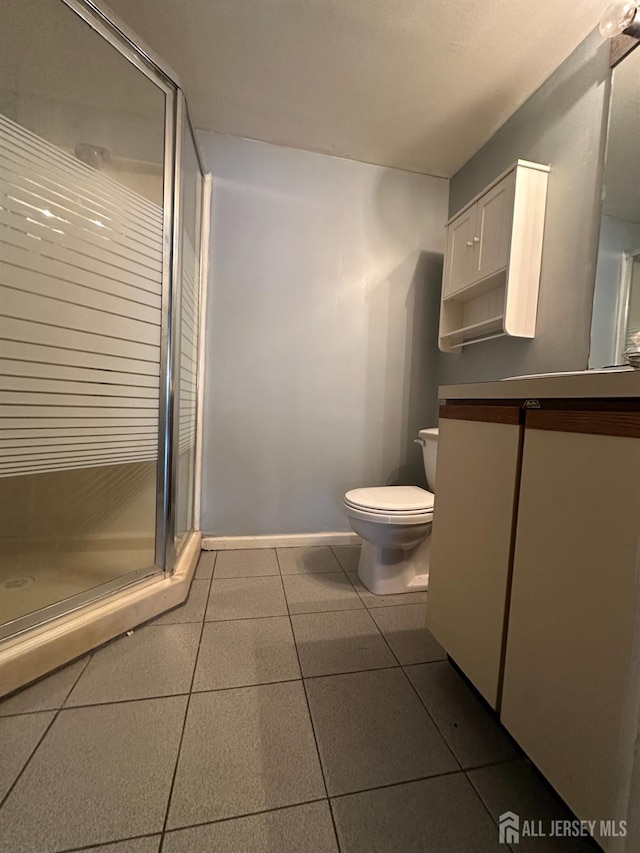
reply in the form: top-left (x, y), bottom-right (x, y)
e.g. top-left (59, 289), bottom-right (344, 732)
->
top-left (0, 0), bottom-right (172, 637)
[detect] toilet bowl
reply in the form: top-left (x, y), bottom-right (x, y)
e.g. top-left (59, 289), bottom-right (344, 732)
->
top-left (344, 428), bottom-right (438, 595)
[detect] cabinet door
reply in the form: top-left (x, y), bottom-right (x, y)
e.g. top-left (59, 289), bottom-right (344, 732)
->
top-left (442, 205), bottom-right (476, 298)
top-left (426, 406), bottom-right (523, 708)
top-left (501, 412), bottom-right (640, 837)
top-left (474, 172), bottom-right (515, 281)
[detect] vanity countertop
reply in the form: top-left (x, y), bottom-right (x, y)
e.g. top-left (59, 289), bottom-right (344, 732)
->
top-left (439, 368), bottom-right (640, 400)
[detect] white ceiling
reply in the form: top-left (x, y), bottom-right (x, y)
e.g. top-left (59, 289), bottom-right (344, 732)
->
top-left (104, 0), bottom-right (607, 177)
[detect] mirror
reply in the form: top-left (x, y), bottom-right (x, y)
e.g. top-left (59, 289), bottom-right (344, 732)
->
top-left (590, 44), bottom-right (640, 367)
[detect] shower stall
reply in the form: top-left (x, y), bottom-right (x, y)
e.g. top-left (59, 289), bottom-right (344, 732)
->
top-left (0, 0), bottom-right (207, 652)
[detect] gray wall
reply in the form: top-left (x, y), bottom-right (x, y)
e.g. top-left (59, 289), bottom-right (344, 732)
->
top-left (438, 30), bottom-right (611, 385)
top-left (199, 132), bottom-right (448, 535)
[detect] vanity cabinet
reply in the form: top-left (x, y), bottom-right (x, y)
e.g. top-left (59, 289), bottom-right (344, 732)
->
top-left (428, 384), bottom-right (640, 850)
top-left (439, 160), bottom-right (549, 352)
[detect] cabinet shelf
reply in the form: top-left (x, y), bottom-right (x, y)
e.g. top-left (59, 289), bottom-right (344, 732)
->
top-left (439, 159), bottom-right (549, 353)
top-left (440, 315), bottom-right (505, 347)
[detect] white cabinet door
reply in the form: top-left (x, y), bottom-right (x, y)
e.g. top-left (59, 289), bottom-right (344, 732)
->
top-left (426, 406), bottom-right (523, 709)
top-left (474, 172), bottom-right (515, 281)
top-left (442, 205), bottom-right (477, 298)
top-left (501, 412), bottom-right (640, 844)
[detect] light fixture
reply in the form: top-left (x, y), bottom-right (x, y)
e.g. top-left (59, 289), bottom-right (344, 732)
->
top-left (600, 1), bottom-right (640, 38)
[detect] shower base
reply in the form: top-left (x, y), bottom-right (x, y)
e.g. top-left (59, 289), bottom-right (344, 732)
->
top-left (0, 531), bottom-right (201, 698)
top-left (0, 538), bottom-right (155, 628)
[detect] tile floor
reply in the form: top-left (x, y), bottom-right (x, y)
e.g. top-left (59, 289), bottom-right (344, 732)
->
top-left (0, 546), bottom-right (599, 853)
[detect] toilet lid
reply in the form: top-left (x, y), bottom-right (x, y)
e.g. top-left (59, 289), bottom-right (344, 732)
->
top-left (344, 486), bottom-right (434, 513)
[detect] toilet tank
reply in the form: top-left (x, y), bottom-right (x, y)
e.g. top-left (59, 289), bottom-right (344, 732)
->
top-left (418, 428), bottom-right (438, 491)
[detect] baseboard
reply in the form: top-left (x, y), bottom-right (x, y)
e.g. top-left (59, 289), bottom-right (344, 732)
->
top-left (0, 531), bottom-right (202, 698)
top-left (201, 532), bottom-right (360, 550)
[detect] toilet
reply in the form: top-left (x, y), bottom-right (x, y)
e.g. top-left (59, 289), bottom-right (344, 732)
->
top-left (344, 428), bottom-right (438, 595)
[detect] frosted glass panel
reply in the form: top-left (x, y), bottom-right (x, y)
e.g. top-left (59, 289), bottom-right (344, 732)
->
top-left (0, 0), bottom-right (166, 633)
top-left (0, 114), bottom-right (162, 477)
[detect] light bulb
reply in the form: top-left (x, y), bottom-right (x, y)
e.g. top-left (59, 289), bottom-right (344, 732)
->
top-left (600, 1), bottom-right (638, 38)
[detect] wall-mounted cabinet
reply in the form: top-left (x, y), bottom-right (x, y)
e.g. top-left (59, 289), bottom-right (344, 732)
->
top-left (439, 160), bottom-right (549, 352)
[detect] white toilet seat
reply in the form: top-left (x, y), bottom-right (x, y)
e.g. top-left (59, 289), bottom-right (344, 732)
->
top-left (344, 485), bottom-right (434, 526)
top-left (344, 503), bottom-right (433, 526)
top-left (345, 485), bottom-right (434, 512)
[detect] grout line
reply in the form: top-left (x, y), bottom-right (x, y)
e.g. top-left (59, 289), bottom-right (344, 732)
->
top-left (0, 708), bottom-right (65, 720)
top-left (462, 756), bottom-right (525, 774)
top-left (200, 549), bottom-right (218, 581)
top-left (314, 553), bottom-right (361, 853)
top-left (326, 798), bottom-right (342, 852)
top-left (281, 569), bottom-right (347, 577)
top-left (56, 691), bottom-right (193, 712)
top-left (370, 650), bottom-right (463, 772)
top-left (213, 571), bottom-right (281, 579)
top-left (191, 676), bottom-right (302, 694)
top-left (366, 607), bottom-right (405, 668)
top-left (342, 566), bottom-right (368, 604)
top-left (275, 547), bottom-right (343, 853)
top-left (1, 659), bottom-right (540, 715)
top-left (465, 767), bottom-right (512, 841)
top-left (157, 560), bottom-right (214, 853)
top-left (55, 832), bottom-right (161, 853)
top-left (328, 545), bottom-right (345, 571)
top-left (363, 600), bottom-right (428, 611)
top-left (203, 607), bottom-right (364, 624)
top-left (159, 796), bottom-right (331, 842)
top-left (0, 652), bottom-right (91, 812)
top-left (5, 659), bottom-right (532, 714)
top-left (302, 664), bottom-right (401, 682)
top-left (397, 663), bottom-right (462, 773)
top-left (328, 766), bottom-right (467, 802)
top-left (3, 665), bottom-right (475, 716)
